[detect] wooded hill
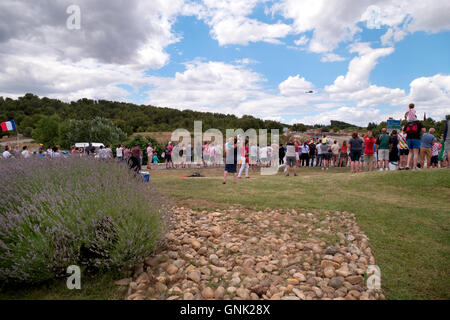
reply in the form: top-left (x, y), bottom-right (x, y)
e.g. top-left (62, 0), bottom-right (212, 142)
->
top-left (0, 94), bottom-right (288, 138)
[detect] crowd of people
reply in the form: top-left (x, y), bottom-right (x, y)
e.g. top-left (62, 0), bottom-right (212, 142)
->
top-left (281, 127), bottom-right (449, 175)
top-left (3, 104), bottom-right (450, 180)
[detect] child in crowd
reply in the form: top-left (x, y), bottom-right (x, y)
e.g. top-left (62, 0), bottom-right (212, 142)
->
top-left (431, 139), bottom-right (441, 168)
top-left (152, 154), bottom-right (159, 164)
top-left (404, 103), bottom-right (417, 121)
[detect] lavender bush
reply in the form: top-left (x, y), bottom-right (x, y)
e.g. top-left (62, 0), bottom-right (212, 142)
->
top-left (0, 157), bottom-right (169, 284)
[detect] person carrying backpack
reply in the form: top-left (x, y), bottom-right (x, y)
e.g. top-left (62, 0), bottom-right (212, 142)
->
top-left (403, 120), bottom-right (423, 170)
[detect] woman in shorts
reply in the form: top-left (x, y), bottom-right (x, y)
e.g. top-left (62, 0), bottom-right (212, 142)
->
top-left (349, 132), bottom-right (364, 174)
top-left (223, 137), bottom-right (238, 184)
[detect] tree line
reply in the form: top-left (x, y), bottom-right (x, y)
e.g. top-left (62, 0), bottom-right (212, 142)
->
top-left (1, 94), bottom-right (448, 148)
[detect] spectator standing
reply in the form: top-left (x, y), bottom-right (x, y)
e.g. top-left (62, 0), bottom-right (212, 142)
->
top-left (223, 137), bottom-right (238, 184)
top-left (165, 142), bottom-right (174, 169)
top-left (279, 143), bottom-right (285, 165)
top-left (285, 138), bottom-right (297, 176)
top-left (130, 144), bottom-right (142, 172)
top-left (295, 139), bottom-right (300, 166)
top-left (146, 143), bottom-right (153, 169)
top-left (105, 145), bottom-right (113, 159)
top-left (185, 142), bottom-right (192, 168)
top-left (309, 141), bottom-right (316, 167)
top-left (250, 142), bottom-right (258, 170)
top-left (209, 144), bottom-right (216, 167)
top-left (316, 139), bottom-right (323, 167)
top-left (320, 139), bottom-right (330, 171)
top-left (431, 139), bottom-right (441, 168)
top-left (260, 144), bottom-right (268, 167)
top-left (438, 135), bottom-right (445, 168)
top-left (340, 141), bottom-right (348, 167)
top-left (397, 130), bottom-right (409, 170)
top-left (376, 128), bottom-right (390, 171)
top-left (2, 146), bottom-right (12, 159)
top-left (300, 142), bottom-right (310, 167)
top-left (403, 120), bottom-right (423, 170)
top-left (443, 116), bottom-right (450, 168)
top-left (98, 145), bottom-right (106, 159)
top-left (363, 131), bottom-right (376, 172)
top-left (46, 147), bottom-right (53, 158)
top-left (420, 128), bottom-right (435, 169)
top-left (202, 142), bottom-right (209, 167)
top-left (389, 130), bottom-right (400, 168)
top-left (124, 146), bottom-right (131, 165)
top-left (238, 139), bottom-right (250, 179)
top-left (52, 146), bottom-right (61, 158)
top-left (349, 132), bottom-right (364, 174)
top-left (21, 146), bottom-right (31, 158)
top-left (331, 141), bottom-right (340, 167)
top-left (116, 144), bottom-right (124, 161)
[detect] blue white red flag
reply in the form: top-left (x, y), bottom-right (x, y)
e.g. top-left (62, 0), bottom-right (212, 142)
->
top-left (0, 120), bottom-right (16, 132)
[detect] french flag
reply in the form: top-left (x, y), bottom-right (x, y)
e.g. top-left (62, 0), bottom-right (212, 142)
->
top-left (0, 120), bottom-right (16, 132)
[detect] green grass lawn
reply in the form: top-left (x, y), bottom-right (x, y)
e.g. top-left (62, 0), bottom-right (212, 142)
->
top-left (151, 167), bottom-right (450, 300)
top-left (2, 167), bottom-right (448, 300)
top-left (0, 272), bottom-right (127, 300)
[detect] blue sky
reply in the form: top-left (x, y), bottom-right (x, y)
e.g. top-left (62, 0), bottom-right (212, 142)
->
top-left (1, 0), bottom-right (449, 126)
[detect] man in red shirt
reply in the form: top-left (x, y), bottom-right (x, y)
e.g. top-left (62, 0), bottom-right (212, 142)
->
top-left (363, 131), bottom-right (376, 171)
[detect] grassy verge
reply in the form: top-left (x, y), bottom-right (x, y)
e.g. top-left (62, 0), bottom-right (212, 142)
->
top-left (150, 167), bottom-right (450, 300)
top-left (0, 272), bottom-right (126, 300)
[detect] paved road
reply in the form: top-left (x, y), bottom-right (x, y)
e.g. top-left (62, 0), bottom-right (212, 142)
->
top-left (0, 138), bottom-right (34, 146)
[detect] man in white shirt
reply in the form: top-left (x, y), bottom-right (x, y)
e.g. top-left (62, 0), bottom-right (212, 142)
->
top-left (21, 146), bottom-right (31, 158)
top-left (3, 146), bottom-right (12, 159)
top-left (105, 145), bottom-right (113, 159)
top-left (98, 146), bottom-right (106, 159)
top-left (116, 144), bottom-right (123, 161)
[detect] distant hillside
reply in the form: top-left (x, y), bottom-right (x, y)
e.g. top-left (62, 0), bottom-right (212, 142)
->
top-left (291, 120), bottom-right (362, 133)
top-left (0, 93), bottom-right (289, 138)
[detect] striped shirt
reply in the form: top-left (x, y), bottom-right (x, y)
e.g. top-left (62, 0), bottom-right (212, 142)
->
top-left (398, 133), bottom-right (408, 150)
top-left (432, 142), bottom-right (441, 156)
